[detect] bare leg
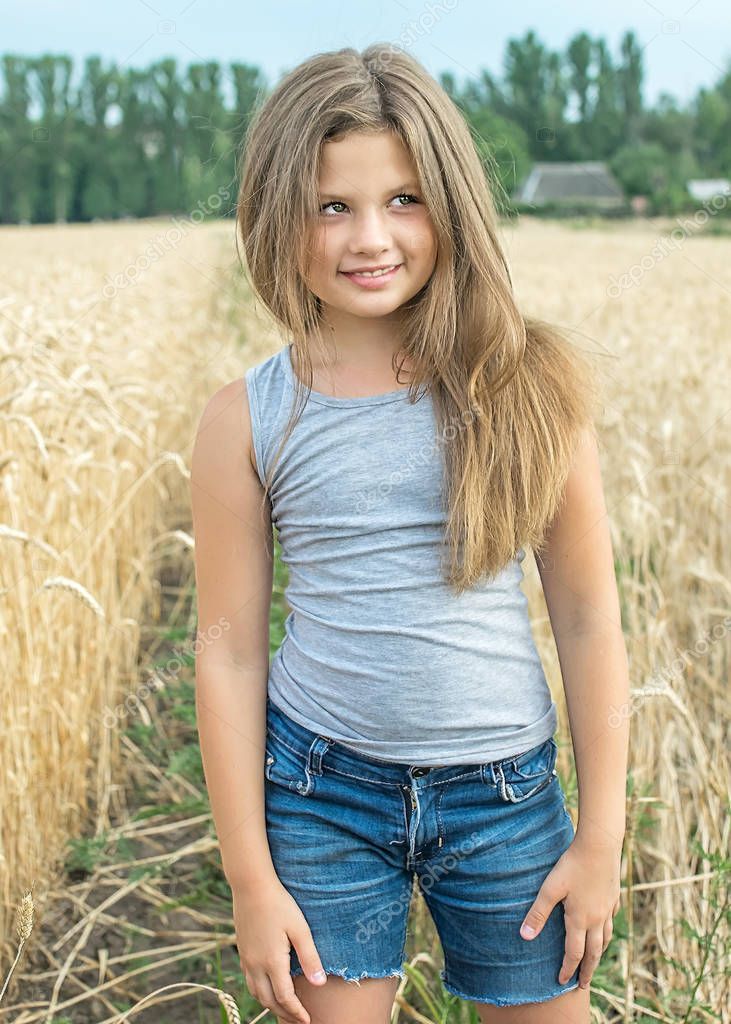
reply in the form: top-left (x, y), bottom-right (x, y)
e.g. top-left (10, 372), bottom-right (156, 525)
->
top-left (288, 972), bottom-right (401, 1024)
top-left (474, 983), bottom-right (590, 1024)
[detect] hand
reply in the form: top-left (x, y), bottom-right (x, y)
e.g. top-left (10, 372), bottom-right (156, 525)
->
top-left (232, 878), bottom-right (327, 1024)
top-left (519, 835), bottom-right (622, 990)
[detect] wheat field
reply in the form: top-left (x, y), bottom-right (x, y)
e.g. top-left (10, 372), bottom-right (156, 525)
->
top-left (0, 215), bottom-right (728, 1022)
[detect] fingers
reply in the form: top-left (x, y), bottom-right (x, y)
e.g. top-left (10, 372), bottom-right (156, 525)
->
top-left (247, 970), bottom-right (311, 1024)
top-left (271, 967), bottom-right (313, 1024)
top-left (520, 881), bottom-right (563, 940)
top-left (559, 920), bottom-right (612, 991)
top-left (290, 925), bottom-right (328, 986)
top-left (577, 924), bottom-right (605, 990)
top-left (557, 926), bottom-right (586, 986)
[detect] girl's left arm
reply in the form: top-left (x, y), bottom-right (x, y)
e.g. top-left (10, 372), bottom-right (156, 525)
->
top-left (520, 425), bottom-right (631, 990)
top-left (537, 424), bottom-right (630, 847)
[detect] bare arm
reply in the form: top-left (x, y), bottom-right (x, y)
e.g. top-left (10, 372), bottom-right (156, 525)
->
top-left (519, 426), bottom-right (628, 991)
top-left (190, 377), bottom-right (278, 890)
top-left (537, 426), bottom-right (630, 849)
top-left (191, 378), bottom-right (328, 1021)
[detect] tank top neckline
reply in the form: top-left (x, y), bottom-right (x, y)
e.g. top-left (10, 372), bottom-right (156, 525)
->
top-left (281, 343), bottom-right (425, 408)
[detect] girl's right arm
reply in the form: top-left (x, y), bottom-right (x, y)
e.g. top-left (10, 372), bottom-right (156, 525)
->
top-left (190, 378), bottom-right (326, 1024)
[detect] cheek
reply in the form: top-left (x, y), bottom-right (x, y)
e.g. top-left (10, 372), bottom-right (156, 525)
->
top-left (304, 226), bottom-right (330, 266)
top-left (406, 225), bottom-right (438, 269)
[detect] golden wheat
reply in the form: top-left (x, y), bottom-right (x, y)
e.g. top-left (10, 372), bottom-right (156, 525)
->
top-left (0, 216), bottom-right (244, 999)
top-left (0, 214), bottom-right (728, 1021)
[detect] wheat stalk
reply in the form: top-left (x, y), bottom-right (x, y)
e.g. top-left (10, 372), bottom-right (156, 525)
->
top-left (0, 890), bottom-right (35, 1004)
top-left (109, 982), bottom-right (242, 1024)
top-left (39, 575), bottom-right (106, 617)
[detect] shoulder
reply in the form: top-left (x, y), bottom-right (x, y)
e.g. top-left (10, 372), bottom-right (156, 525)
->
top-left (192, 377), bottom-right (258, 482)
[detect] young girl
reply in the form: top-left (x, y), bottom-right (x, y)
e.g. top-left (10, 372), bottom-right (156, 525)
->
top-left (191, 44), bottom-right (629, 1024)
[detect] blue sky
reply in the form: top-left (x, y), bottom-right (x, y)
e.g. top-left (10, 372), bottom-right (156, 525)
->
top-left (2, 0), bottom-right (730, 107)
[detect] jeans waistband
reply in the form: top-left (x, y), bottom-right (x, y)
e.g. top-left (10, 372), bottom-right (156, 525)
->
top-left (265, 696), bottom-right (553, 788)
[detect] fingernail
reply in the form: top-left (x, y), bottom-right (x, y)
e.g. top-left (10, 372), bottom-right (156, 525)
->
top-left (520, 924), bottom-right (536, 938)
top-left (311, 969), bottom-right (326, 982)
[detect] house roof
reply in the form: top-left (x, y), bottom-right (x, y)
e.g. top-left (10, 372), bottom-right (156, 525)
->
top-left (515, 162), bottom-right (625, 204)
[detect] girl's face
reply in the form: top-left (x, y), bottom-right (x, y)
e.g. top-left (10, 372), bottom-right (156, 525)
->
top-left (303, 130), bottom-right (438, 326)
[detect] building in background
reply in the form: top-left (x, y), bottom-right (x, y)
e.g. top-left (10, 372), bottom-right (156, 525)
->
top-left (686, 179), bottom-right (731, 203)
top-left (514, 161), bottom-right (625, 210)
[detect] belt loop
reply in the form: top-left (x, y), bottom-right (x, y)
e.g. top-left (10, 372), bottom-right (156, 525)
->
top-left (308, 736), bottom-right (332, 777)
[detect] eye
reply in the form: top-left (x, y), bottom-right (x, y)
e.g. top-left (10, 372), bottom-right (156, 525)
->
top-left (319, 200), bottom-right (348, 215)
top-left (392, 193), bottom-right (419, 207)
top-left (319, 193), bottom-right (421, 216)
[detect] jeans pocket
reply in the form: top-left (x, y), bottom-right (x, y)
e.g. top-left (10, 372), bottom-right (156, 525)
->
top-left (264, 727), bottom-right (315, 796)
top-left (490, 737), bottom-right (558, 804)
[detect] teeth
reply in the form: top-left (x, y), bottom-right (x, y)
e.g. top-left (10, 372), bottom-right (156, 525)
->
top-left (352, 265), bottom-right (397, 277)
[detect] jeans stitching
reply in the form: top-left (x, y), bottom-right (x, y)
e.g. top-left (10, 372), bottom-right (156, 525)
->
top-left (495, 763), bottom-right (556, 803)
top-left (267, 722), bottom-right (556, 797)
top-left (397, 878), bottom-right (414, 968)
top-left (264, 734), bottom-right (314, 795)
top-left (319, 766), bottom-right (403, 789)
top-left (435, 784), bottom-right (446, 847)
top-left (266, 724), bottom-right (311, 760)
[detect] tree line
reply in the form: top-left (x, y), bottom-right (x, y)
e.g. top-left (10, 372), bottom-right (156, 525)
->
top-left (1, 29), bottom-right (730, 225)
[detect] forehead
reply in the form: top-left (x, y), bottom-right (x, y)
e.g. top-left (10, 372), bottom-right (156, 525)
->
top-left (317, 130), bottom-right (418, 191)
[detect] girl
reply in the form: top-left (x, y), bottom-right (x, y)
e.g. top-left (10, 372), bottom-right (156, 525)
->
top-left (191, 44), bottom-right (629, 1024)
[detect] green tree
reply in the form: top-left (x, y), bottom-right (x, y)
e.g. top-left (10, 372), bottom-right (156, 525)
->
top-left (149, 58), bottom-right (185, 214)
top-left (588, 38), bottom-right (624, 158)
top-left (32, 55), bottom-right (74, 222)
top-left (610, 142), bottom-right (671, 196)
top-left (502, 30), bottom-right (567, 156)
top-left (617, 30), bottom-right (644, 143)
top-left (693, 71), bottom-right (731, 175)
top-left (565, 32), bottom-right (593, 157)
top-left (114, 67), bottom-right (155, 217)
top-left (76, 56), bottom-right (117, 220)
top-left (0, 56), bottom-right (35, 222)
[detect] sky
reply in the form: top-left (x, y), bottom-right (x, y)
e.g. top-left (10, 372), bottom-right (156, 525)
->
top-left (1, 0), bottom-right (730, 109)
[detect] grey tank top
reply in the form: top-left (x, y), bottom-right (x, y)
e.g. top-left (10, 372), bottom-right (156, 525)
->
top-left (245, 343), bottom-right (557, 767)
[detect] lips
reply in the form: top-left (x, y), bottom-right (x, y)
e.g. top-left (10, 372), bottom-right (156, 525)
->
top-left (342, 263), bottom-right (401, 274)
top-left (340, 264), bottom-right (403, 287)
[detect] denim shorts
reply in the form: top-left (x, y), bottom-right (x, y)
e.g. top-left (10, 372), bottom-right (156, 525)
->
top-left (263, 696), bottom-right (580, 1007)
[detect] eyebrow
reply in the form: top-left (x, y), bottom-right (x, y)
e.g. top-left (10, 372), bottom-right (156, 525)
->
top-left (318, 181), bottom-right (420, 201)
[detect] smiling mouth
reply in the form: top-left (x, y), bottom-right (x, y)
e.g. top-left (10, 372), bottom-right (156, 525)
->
top-left (340, 264), bottom-right (403, 281)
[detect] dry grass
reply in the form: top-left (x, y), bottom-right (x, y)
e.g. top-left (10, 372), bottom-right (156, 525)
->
top-left (0, 216), bottom-right (245, 998)
top-left (505, 215), bottom-right (731, 1019)
top-left (0, 214), bottom-right (728, 1022)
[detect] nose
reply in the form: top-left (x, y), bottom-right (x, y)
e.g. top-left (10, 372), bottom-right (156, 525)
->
top-left (348, 205), bottom-right (392, 255)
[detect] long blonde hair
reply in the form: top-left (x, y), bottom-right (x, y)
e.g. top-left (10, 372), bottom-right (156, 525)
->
top-left (235, 43), bottom-right (600, 595)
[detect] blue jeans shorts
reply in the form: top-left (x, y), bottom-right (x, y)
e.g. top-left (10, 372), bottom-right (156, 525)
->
top-left (263, 696), bottom-right (580, 1007)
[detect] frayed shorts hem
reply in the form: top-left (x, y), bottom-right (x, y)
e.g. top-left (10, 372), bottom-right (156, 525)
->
top-left (440, 972), bottom-right (581, 1006)
top-left (291, 964), bottom-right (405, 985)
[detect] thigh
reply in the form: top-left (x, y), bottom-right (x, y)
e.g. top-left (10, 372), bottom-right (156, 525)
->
top-left (474, 983), bottom-right (590, 1023)
top-left (264, 721), bottom-right (413, 981)
top-left (418, 737), bottom-right (581, 1007)
top-left (293, 973), bottom-right (401, 1024)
